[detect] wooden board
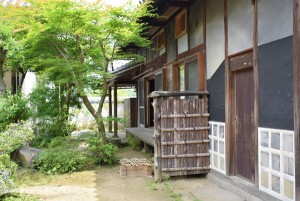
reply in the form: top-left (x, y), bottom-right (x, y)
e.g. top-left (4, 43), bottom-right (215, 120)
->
top-left (234, 68), bottom-right (255, 182)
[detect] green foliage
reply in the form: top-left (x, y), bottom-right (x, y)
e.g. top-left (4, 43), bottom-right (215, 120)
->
top-left (126, 133), bottom-right (143, 151)
top-left (0, 93), bottom-right (30, 131)
top-left (34, 139), bottom-right (86, 175)
top-left (0, 154), bottom-right (17, 197)
top-left (0, 192), bottom-right (39, 201)
top-left (48, 136), bottom-right (70, 148)
top-left (29, 82), bottom-right (77, 147)
top-left (0, 0), bottom-right (155, 143)
top-left (0, 123), bottom-right (34, 196)
top-left (0, 123), bottom-right (34, 155)
top-left (87, 134), bottom-right (118, 165)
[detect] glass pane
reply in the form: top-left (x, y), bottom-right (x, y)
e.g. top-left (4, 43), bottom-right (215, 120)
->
top-left (180, 65), bottom-right (185, 91)
top-left (283, 134), bottom-right (293, 153)
top-left (186, 60), bottom-right (199, 91)
top-left (138, 81), bottom-right (144, 106)
top-left (213, 125), bottom-right (218, 136)
top-left (261, 151), bottom-right (269, 168)
top-left (155, 74), bottom-right (163, 91)
top-left (272, 154), bottom-right (280, 172)
top-left (283, 156), bottom-right (294, 176)
top-left (261, 131), bottom-right (269, 147)
top-left (219, 125), bottom-right (225, 138)
top-left (271, 132), bottom-right (280, 150)
top-left (139, 108), bottom-right (145, 125)
top-left (271, 175), bottom-right (280, 193)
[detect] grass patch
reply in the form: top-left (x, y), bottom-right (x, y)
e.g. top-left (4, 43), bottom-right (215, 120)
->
top-left (0, 192), bottom-right (39, 201)
top-left (148, 178), bottom-right (183, 201)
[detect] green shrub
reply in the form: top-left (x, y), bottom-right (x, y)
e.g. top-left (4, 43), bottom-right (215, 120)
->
top-left (0, 93), bottom-right (30, 131)
top-left (0, 154), bottom-right (17, 196)
top-left (48, 136), bottom-right (71, 148)
top-left (0, 123), bottom-right (34, 196)
top-left (34, 148), bottom-right (87, 175)
top-left (126, 133), bottom-right (143, 151)
top-left (0, 123), bottom-right (34, 155)
top-left (87, 135), bottom-right (118, 165)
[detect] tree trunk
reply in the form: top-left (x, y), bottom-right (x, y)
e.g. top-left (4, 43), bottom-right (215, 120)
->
top-left (65, 82), bottom-right (71, 120)
top-left (0, 51), bottom-right (6, 95)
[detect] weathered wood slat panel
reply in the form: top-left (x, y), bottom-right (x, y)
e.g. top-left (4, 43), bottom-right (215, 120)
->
top-left (154, 97), bottom-right (210, 178)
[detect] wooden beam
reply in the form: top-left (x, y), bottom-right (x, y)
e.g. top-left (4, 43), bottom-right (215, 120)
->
top-left (113, 82), bottom-right (118, 138)
top-left (198, 52), bottom-right (206, 91)
top-left (293, 0), bottom-right (300, 199)
top-left (108, 87), bottom-right (112, 133)
top-left (253, 0), bottom-right (259, 186)
top-left (167, 0), bottom-right (190, 7)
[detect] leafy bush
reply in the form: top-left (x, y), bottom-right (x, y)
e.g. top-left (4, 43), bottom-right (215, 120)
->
top-left (0, 123), bottom-right (34, 155)
top-left (0, 154), bottom-right (17, 197)
top-left (87, 135), bottom-right (118, 165)
top-left (0, 123), bottom-right (34, 196)
top-left (29, 82), bottom-right (78, 148)
top-left (34, 148), bottom-right (86, 175)
top-left (126, 133), bottom-right (143, 151)
top-left (48, 136), bottom-right (71, 148)
top-left (0, 93), bottom-right (30, 131)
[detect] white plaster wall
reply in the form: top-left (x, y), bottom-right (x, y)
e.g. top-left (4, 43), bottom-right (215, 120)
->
top-left (206, 0), bottom-right (225, 79)
top-left (258, 0), bottom-right (293, 45)
top-left (228, 0), bottom-right (253, 55)
top-left (22, 71), bottom-right (37, 95)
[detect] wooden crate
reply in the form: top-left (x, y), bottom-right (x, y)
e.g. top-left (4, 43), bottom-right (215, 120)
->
top-left (119, 158), bottom-right (153, 177)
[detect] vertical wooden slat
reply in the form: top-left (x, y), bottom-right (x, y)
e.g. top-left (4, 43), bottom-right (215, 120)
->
top-left (294, 0), bottom-right (300, 199)
top-left (252, 0), bottom-right (259, 186)
top-left (154, 97), bottom-right (162, 182)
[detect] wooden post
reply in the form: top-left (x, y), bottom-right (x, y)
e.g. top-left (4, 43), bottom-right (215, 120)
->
top-left (108, 87), bottom-right (112, 133)
top-left (113, 82), bottom-right (118, 138)
top-left (293, 0), bottom-right (300, 199)
top-left (153, 97), bottom-right (162, 182)
top-left (224, 0), bottom-right (235, 176)
top-left (252, 0), bottom-right (259, 186)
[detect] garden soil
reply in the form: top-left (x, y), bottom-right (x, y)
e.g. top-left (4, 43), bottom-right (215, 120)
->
top-left (18, 147), bottom-right (204, 201)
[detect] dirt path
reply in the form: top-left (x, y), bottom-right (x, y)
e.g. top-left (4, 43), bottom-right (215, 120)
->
top-left (19, 147), bottom-right (203, 201)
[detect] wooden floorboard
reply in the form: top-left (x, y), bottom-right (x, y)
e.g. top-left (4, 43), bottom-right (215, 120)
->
top-left (125, 127), bottom-right (154, 146)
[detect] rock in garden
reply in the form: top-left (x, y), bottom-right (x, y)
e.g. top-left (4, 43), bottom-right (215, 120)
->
top-left (17, 146), bottom-right (43, 167)
top-left (71, 129), bottom-right (97, 140)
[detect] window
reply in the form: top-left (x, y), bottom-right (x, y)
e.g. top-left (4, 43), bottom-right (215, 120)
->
top-left (175, 10), bottom-right (187, 38)
top-left (138, 80), bottom-right (145, 126)
top-left (177, 60), bottom-right (199, 91)
top-left (157, 30), bottom-right (165, 50)
top-left (155, 73), bottom-right (163, 91)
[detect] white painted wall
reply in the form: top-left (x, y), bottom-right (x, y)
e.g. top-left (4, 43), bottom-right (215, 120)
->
top-left (258, 0), bottom-right (293, 45)
top-left (228, 0), bottom-right (253, 55)
top-left (206, 0), bottom-right (225, 79)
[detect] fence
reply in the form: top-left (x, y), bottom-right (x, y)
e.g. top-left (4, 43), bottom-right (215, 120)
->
top-left (149, 91), bottom-right (210, 181)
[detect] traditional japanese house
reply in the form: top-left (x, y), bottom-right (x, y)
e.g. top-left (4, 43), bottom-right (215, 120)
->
top-left (109, 0), bottom-right (300, 200)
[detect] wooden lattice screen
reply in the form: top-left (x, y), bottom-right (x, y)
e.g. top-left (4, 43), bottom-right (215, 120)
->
top-left (150, 91), bottom-right (210, 181)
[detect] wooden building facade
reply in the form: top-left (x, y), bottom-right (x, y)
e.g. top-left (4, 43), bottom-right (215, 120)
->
top-left (111, 0), bottom-right (300, 200)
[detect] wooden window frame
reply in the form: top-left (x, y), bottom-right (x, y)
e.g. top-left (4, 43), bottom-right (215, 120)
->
top-left (175, 9), bottom-right (188, 38)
